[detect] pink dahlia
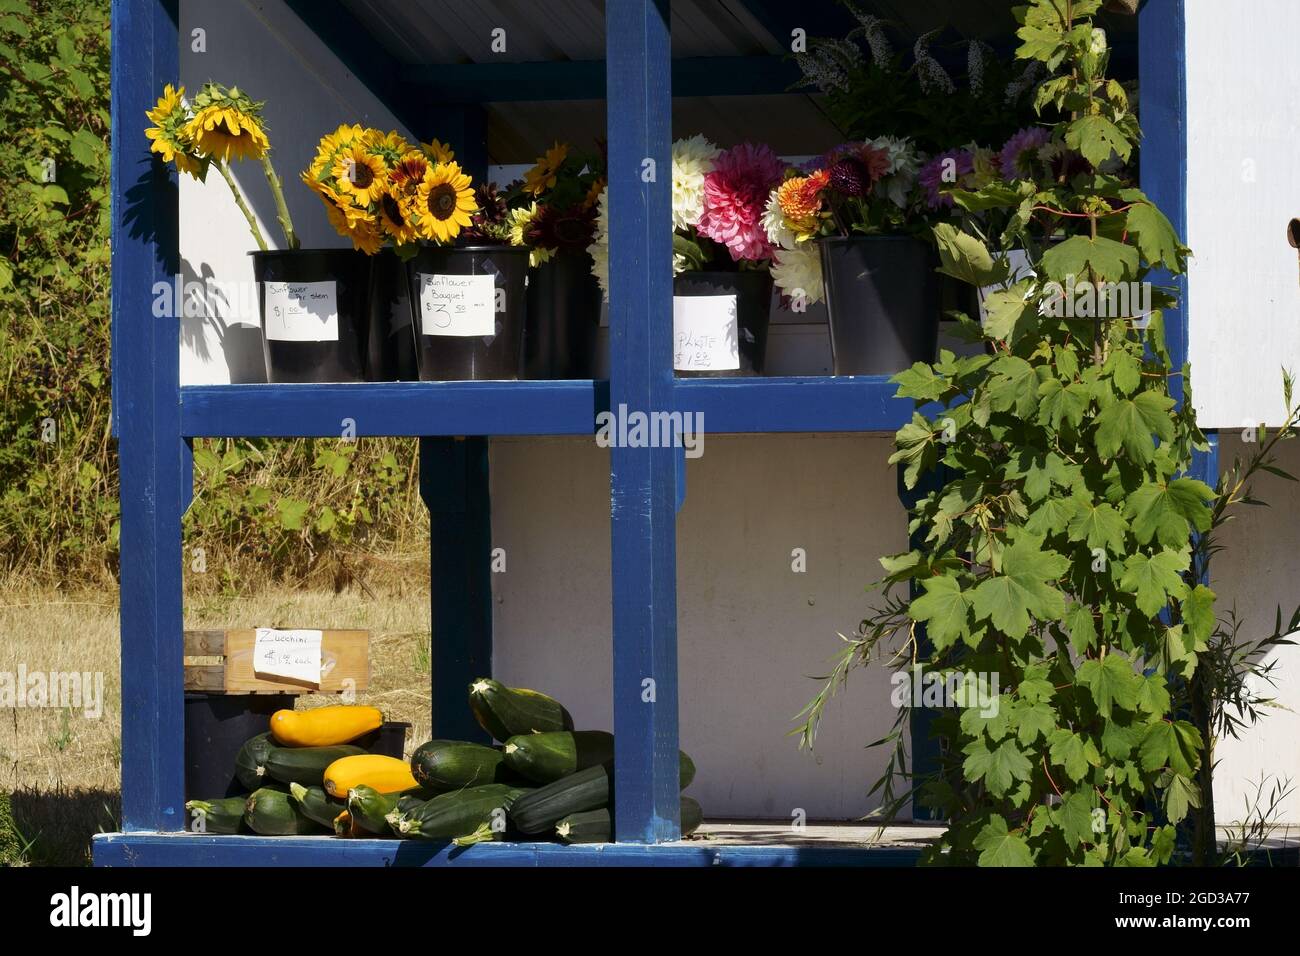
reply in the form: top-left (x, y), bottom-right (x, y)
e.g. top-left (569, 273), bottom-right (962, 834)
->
top-left (999, 126), bottom-right (1051, 180)
top-left (697, 142), bottom-right (786, 262)
top-left (919, 149), bottom-right (975, 210)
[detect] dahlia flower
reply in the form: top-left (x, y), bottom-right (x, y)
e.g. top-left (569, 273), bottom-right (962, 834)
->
top-left (771, 243), bottom-right (824, 305)
top-left (999, 126), bottom-right (1052, 180)
top-left (918, 149), bottom-right (975, 210)
top-left (696, 142), bottom-right (786, 262)
top-left (671, 135), bottom-right (721, 230)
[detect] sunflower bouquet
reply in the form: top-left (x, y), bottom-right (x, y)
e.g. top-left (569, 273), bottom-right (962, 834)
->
top-left (502, 141), bottom-right (606, 268)
top-left (144, 81), bottom-right (298, 250)
top-left (302, 129), bottom-right (478, 257)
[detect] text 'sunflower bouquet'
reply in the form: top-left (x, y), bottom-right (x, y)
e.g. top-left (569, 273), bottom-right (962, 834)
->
top-left (145, 81), bottom-right (298, 249)
top-left (302, 129), bottom-right (477, 256)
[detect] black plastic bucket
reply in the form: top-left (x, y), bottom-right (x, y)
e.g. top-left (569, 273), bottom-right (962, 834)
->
top-left (251, 248), bottom-right (370, 383)
top-left (366, 249), bottom-right (418, 381)
top-left (184, 692), bottom-right (294, 799)
top-left (672, 270), bottom-right (773, 377)
top-left (355, 720), bottom-right (411, 759)
top-left (525, 249), bottom-right (603, 379)
top-left (818, 236), bottom-right (940, 375)
top-left (405, 244), bottom-right (529, 381)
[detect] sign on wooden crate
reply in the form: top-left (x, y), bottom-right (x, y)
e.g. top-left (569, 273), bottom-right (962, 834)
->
top-left (183, 629), bottom-right (370, 694)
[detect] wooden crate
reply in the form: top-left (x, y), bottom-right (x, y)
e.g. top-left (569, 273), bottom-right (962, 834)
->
top-left (183, 629), bottom-right (370, 694)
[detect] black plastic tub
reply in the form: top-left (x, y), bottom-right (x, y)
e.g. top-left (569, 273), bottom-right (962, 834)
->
top-left (184, 692), bottom-right (294, 800)
top-left (672, 270), bottom-right (773, 377)
top-left (818, 236), bottom-right (940, 375)
top-left (366, 249), bottom-right (418, 381)
top-left (405, 244), bottom-right (529, 381)
top-left (525, 249), bottom-right (603, 379)
top-left (251, 248), bottom-right (370, 383)
top-left (355, 720), bottom-right (411, 759)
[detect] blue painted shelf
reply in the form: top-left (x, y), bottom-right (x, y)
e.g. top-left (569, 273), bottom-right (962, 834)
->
top-left (675, 376), bottom-right (913, 434)
top-left (180, 381), bottom-right (609, 438)
top-left (93, 833), bottom-right (923, 868)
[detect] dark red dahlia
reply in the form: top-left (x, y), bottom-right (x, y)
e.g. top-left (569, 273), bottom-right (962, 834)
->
top-left (828, 157), bottom-right (870, 197)
top-left (528, 202), bottom-right (597, 251)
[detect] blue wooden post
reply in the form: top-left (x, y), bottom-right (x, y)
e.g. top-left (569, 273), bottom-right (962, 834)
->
top-left (606, 0), bottom-right (679, 843)
top-left (419, 437), bottom-right (493, 744)
top-left (112, 0), bottom-right (186, 831)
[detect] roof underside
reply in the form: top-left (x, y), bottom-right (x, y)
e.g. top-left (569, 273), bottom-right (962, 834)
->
top-left (329, 0), bottom-right (1140, 163)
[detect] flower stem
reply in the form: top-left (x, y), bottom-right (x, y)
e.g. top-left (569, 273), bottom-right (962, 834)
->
top-left (216, 161), bottom-right (267, 251)
top-left (261, 152), bottom-right (300, 249)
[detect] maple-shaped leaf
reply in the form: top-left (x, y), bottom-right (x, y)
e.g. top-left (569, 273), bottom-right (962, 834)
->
top-left (1118, 549), bottom-right (1189, 616)
top-left (909, 575), bottom-right (973, 651)
top-left (983, 283), bottom-right (1037, 343)
top-left (963, 738), bottom-right (1033, 797)
top-left (1065, 114), bottom-right (1133, 168)
top-left (1026, 495), bottom-right (1075, 538)
top-left (973, 815), bottom-right (1034, 867)
top-left (1125, 477), bottom-right (1214, 548)
top-left (1138, 719), bottom-right (1202, 776)
top-left (933, 222), bottom-right (1010, 287)
top-left (892, 362), bottom-right (949, 402)
top-left (1135, 674), bottom-right (1172, 716)
top-left (1094, 391), bottom-right (1176, 463)
top-left (1048, 729), bottom-right (1100, 783)
top-left (1066, 493), bottom-right (1127, 555)
top-left (1163, 774), bottom-right (1201, 825)
top-left (1105, 349), bottom-right (1142, 395)
top-left (971, 539), bottom-right (1068, 637)
top-left (1058, 790), bottom-right (1096, 850)
top-left (1042, 234), bottom-right (1139, 284)
top-left (1076, 652), bottom-right (1140, 718)
top-left (1037, 378), bottom-right (1090, 431)
top-left (1015, 701), bottom-right (1057, 745)
top-left (986, 355), bottom-right (1039, 418)
top-left (1125, 201), bottom-right (1183, 271)
top-left (1064, 602), bottom-right (1098, 655)
top-left (1100, 717), bottom-right (1141, 759)
top-left (1182, 584), bottom-right (1217, 646)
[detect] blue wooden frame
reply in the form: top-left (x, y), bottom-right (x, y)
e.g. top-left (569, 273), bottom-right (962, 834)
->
top-left (101, 0), bottom-right (1189, 865)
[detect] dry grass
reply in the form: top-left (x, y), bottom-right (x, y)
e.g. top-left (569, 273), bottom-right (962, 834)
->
top-left (0, 581), bottom-right (433, 865)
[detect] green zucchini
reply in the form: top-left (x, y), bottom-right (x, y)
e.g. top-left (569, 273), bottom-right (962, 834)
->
top-left (288, 783), bottom-right (346, 829)
top-left (388, 784), bottom-right (527, 840)
top-left (184, 796), bottom-right (247, 834)
top-left (502, 730), bottom-right (615, 783)
top-left (468, 677), bottom-right (573, 742)
top-left (347, 784), bottom-right (417, 835)
top-left (556, 796), bottom-right (704, 844)
top-left (234, 732), bottom-right (277, 790)
top-left (244, 787), bottom-right (326, 835)
top-left (263, 743), bottom-right (366, 786)
top-left (510, 752), bottom-right (695, 835)
top-left (411, 739), bottom-right (517, 790)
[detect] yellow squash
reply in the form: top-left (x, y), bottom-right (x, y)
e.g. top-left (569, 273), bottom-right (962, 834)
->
top-left (270, 705), bottom-right (383, 747)
top-left (323, 754), bottom-right (418, 798)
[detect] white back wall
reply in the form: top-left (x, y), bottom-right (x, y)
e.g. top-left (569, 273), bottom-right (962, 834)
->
top-left (1186, 0), bottom-right (1300, 428)
top-left (178, 0), bottom-right (410, 385)
top-left (489, 435), bottom-right (907, 820)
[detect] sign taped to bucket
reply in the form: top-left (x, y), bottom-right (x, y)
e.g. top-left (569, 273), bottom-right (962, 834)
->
top-left (673, 294), bottom-right (739, 371)
top-left (417, 273), bottom-right (496, 336)
top-left (262, 281), bottom-right (339, 342)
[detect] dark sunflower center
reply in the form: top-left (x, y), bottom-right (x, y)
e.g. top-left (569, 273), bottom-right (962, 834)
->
top-left (427, 183), bottom-right (457, 220)
top-left (351, 163), bottom-right (374, 189)
top-left (381, 194), bottom-right (404, 225)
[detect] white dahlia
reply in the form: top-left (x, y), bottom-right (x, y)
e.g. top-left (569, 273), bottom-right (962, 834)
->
top-left (771, 243), bottom-right (824, 305)
top-left (671, 134), bottom-right (720, 230)
top-left (761, 188), bottom-right (796, 251)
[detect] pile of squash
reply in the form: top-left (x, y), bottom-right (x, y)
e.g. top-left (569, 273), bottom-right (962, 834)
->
top-left (185, 680), bottom-right (704, 846)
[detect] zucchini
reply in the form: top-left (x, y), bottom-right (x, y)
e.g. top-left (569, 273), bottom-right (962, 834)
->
top-left (388, 784), bottom-right (527, 840)
top-left (264, 744), bottom-right (366, 786)
top-left (347, 784), bottom-right (417, 835)
top-left (556, 796), bottom-right (704, 844)
top-left (234, 732), bottom-right (276, 790)
top-left (324, 754), bottom-right (419, 797)
top-left (468, 678), bottom-right (573, 742)
top-left (288, 783), bottom-right (346, 830)
top-left (244, 787), bottom-right (326, 835)
top-left (502, 730), bottom-right (615, 783)
top-left (510, 752), bottom-right (695, 835)
top-left (411, 739), bottom-right (517, 791)
top-left (184, 796), bottom-right (247, 834)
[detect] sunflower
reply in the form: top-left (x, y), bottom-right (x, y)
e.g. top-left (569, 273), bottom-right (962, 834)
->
top-left (377, 190), bottom-right (417, 245)
top-left (421, 138), bottom-right (456, 164)
top-left (144, 84), bottom-right (207, 179)
top-left (332, 144), bottom-right (388, 206)
top-left (414, 162), bottom-right (476, 244)
top-left (583, 176), bottom-right (606, 210)
top-left (184, 84), bottom-right (269, 163)
top-left (523, 142), bottom-right (568, 196)
top-left (506, 203), bottom-right (551, 266)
